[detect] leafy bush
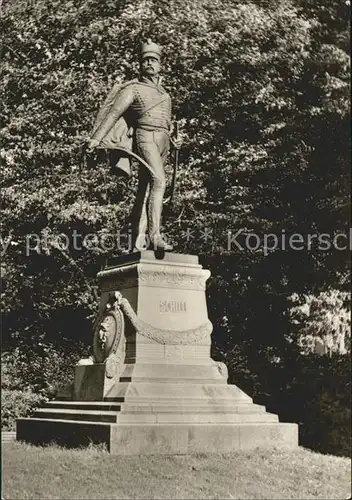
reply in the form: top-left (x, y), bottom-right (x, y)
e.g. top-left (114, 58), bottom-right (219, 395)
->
top-left (296, 354), bottom-right (351, 457)
top-left (288, 289), bottom-right (351, 355)
top-left (1, 389), bottom-right (46, 431)
top-left (1, 344), bottom-right (82, 399)
top-left (303, 388), bottom-right (351, 457)
top-left (226, 351), bottom-right (351, 457)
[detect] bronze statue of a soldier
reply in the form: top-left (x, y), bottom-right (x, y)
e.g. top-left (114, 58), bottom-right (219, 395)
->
top-left (87, 39), bottom-right (182, 252)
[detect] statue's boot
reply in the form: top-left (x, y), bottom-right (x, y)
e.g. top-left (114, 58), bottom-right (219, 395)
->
top-left (134, 233), bottom-right (148, 252)
top-left (131, 170), bottom-right (149, 251)
top-left (148, 182), bottom-right (173, 251)
top-left (149, 234), bottom-right (173, 251)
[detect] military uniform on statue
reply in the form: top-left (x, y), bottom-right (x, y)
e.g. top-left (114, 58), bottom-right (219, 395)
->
top-left (88, 39), bottom-right (177, 251)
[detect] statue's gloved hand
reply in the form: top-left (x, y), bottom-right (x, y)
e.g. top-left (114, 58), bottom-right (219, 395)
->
top-left (171, 135), bottom-right (183, 150)
top-left (86, 138), bottom-right (100, 153)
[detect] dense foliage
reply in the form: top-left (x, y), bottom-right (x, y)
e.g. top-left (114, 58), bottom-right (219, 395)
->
top-left (1, 389), bottom-right (45, 431)
top-left (1, 0), bottom-right (350, 454)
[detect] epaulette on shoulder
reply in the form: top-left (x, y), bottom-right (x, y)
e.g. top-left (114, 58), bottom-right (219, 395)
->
top-left (119, 78), bottom-right (138, 89)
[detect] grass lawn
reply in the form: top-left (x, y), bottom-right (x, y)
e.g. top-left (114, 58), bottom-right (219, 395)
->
top-left (2, 442), bottom-right (351, 499)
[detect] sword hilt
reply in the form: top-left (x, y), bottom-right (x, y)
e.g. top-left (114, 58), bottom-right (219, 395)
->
top-left (175, 120), bottom-right (180, 139)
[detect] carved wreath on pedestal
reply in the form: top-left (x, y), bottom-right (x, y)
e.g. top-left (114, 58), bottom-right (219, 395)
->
top-left (92, 292), bottom-right (126, 378)
top-left (78, 288), bottom-right (213, 370)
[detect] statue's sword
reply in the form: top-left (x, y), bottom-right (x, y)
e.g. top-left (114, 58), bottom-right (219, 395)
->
top-left (169, 120), bottom-right (180, 206)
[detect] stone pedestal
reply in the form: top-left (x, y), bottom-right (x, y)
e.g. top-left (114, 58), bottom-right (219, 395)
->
top-left (17, 251), bottom-right (298, 454)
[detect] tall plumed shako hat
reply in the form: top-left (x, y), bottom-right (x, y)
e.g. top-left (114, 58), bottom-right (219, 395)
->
top-left (141, 39), bottom-right (161, 60)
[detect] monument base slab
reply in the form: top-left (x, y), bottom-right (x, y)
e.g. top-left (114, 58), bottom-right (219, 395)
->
top-left (17, 251), bottom-right (299, 453)
top-left (17, 418), bottom-right (297, 455)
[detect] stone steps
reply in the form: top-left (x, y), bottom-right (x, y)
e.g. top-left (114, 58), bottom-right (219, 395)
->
top-left (44, 400), bottom-right (267, 413)
top-left (19, 418), bottom-right (286, 427)
top-left (119, 377), bottom-right (225, 384)
top-left (102, 381), bottom-right (253, 401)
top-left (103, 396), bottom-right (254, 404)
top-left (33, 407), bottom-right (278, 424)
top-left (2, 431), bottom-right (16, 443)
top-left (34, 409), bottom-right (118, 423)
